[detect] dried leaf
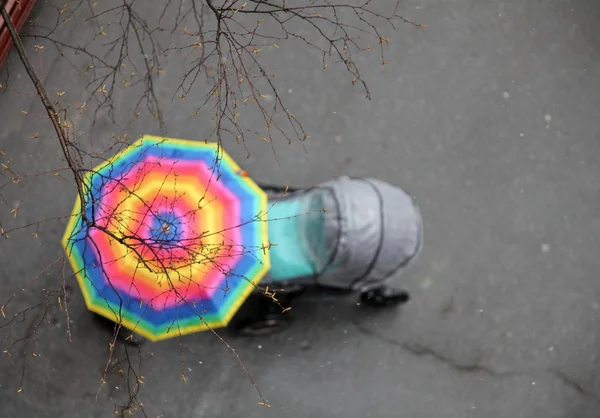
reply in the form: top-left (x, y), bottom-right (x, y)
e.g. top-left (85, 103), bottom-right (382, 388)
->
top-left (420, 277), bottom-right (433, 289)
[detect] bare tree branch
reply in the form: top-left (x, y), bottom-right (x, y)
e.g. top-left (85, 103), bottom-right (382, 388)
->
top-left (0, 0), bottom-right (423, 414)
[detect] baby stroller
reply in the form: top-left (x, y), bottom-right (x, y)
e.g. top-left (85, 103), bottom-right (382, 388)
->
top-left (93, 176), bottom-right (423, 341)
top-left (228, 176), bottom-right (423, 336)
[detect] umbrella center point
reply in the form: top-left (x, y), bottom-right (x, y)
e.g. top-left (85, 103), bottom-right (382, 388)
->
top-left (149, 211), bottom-right (182, 244)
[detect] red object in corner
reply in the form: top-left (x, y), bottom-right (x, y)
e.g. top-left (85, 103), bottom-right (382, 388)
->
top-left (0, 0), bottom-right (37, 68)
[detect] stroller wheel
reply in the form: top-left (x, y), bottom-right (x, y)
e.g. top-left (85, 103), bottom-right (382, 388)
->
top-left (92, 313), bottom-right (147, 346)
top-left (360, 286), bottom-right (410, 308)
top-left (119, 331), bottom-right (147, 346)
top-left (236, 314), bottom-right (290, 337)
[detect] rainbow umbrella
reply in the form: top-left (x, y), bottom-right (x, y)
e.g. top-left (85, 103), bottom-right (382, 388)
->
top-left (62, 135), bottom-right (270, 341)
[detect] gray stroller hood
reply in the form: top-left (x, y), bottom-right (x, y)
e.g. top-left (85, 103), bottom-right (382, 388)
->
top-left (314, 176), bottom-right (423, 291)
top-left (262, 176), bottom-right (422, 291)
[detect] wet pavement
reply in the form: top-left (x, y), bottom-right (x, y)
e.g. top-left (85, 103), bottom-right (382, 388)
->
top-left (1, 0), bottom-right (600, 417)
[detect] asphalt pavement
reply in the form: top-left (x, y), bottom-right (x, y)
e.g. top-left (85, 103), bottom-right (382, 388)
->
top-left (1, 0), bottom-right (600, 417)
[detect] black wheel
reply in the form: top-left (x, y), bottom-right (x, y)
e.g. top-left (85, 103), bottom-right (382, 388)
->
top-left (92, 312), bottom-right (147, 346)
top-left (118, 330), bottom-right (147, 346)
top-left (360, 286), bottom-right (410, 308)
top-left (236, 315), bottom-right (290, 337)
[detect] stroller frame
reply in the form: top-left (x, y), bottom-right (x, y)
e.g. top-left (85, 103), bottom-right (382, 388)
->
top-left (94, 179), bottom-right (416, 343)
top-left (228, 181), bottom-right (412, 337)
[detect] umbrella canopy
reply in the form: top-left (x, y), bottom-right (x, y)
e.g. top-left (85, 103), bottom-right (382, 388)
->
top-left (62, 135), bottom-right (270, 341)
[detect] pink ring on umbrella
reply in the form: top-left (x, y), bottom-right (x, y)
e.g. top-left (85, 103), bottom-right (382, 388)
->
top-left (89, 179), bottom-right (230, 305)
top-left (87, 156), bottom-right (246, 308)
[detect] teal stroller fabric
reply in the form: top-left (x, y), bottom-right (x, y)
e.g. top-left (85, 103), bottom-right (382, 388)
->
top-left (266, 188), bottom-right (336, 282)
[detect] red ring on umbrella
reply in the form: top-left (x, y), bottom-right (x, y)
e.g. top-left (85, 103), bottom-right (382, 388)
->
top-left (87, 157), bottom-right (246, 308)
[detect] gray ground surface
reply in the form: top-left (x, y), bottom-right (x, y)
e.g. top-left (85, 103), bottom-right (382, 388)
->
top-left (1, 0), bottom-right (600, 417)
